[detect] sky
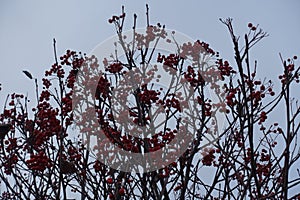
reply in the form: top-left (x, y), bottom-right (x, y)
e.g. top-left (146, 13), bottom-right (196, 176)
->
top-left (0, 0), bottom-right (300, 198)
top-left (1, 0), bottom-right (299, 139)
top-left (0, 0), bottom-right (300, 104)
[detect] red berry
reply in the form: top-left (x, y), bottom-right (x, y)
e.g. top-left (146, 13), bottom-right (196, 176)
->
top-left (106, 177), bottom-right (113, 184)
top-left (119, 188), bottom-right (125, 196)
top-left (109, 193), bottom-right (114, 199)
top-left (248, 23), bottom-right (253, 28)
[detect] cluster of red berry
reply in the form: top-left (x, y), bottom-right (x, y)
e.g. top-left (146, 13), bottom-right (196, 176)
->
top-left (67, 146), bottom-right (82, 162)
top-left (105, 62), bottom-right (123, 74)
top-left (45, 63), bottom-right (65, 78)
top-left (217, 59), bottom-right (236, 80)
top-left (3, 153), bottom-right (18, 175)
top-left (196, 97), bottom-right (212, 116)
top-left (201, 148), bottom-right (216, 166)
top-left (180, 40), bottom-right (215, 60)
top-left (259, 111), bottom-right (267, 124)
top-left (279, 56), bottom-right (299, 84)
top-left (95, 76), bottom-right (111, 99)
top-left (157, 53), bottom-right (180, 71)
top-left (247, 23), bottom-right (257, 31)
top-left (25, 151), bottom-right (52, 171)
top-left (61, 93), bottom-right (73, 116)
top-left (184, 65), bottom-right (205, 87)
top-left (225, 88), bottom-right (238, 107)
top-left (108, 13), bottom-right (126, 24)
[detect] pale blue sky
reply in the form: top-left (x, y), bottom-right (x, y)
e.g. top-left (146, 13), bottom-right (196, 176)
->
top-left (0, 1), bottom-right (300, 198)
top-left (1, 1), bottom-right (299, 103)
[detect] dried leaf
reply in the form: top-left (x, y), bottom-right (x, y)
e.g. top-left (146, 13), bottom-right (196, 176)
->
top-left (60, 159), bottom-right (77, 174)
top-left (0, 124), bottom-right (11, 140)
top-left (23, 70), bottom-right (33, 79)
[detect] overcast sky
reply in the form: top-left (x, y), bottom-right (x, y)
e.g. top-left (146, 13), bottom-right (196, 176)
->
top-left (1, 1), bottom-right (300, 197)
top-left (1, 0), bottom-right (300, 104)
